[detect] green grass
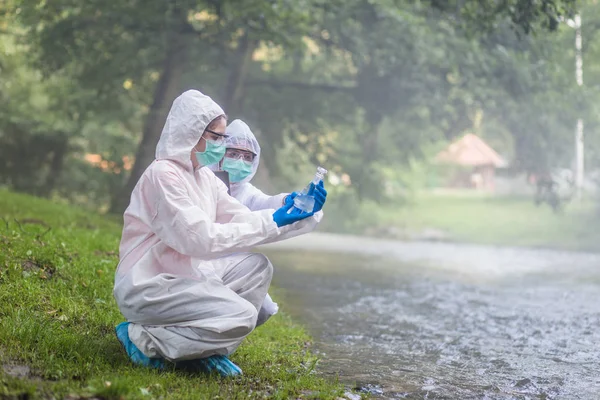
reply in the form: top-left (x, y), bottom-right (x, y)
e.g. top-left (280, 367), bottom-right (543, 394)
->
top-left (366, 192), bottom-right (600, 252)
top-left (0, 190), bottom-right (347, 399)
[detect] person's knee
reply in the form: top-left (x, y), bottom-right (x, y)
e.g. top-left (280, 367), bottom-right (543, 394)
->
top-left (230, 300), bottom-right (259, 337)
top-left (250, 253), bottom-right (273, 281)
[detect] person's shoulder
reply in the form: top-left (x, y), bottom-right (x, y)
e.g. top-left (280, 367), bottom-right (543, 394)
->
top-left (246, 182), bottom-right (268, 196)
top-left (232, 182), bottom-right (258, 197)
top-left (198, 166), bottom-right (221, 184)
top-left (145, 160), bottom-right (188, 184)
top-left (198, 166), bottom-right (216, 177)
top-left (199, 168), bottom-right (229, 194)
top-left (150, 160), bottom-right (183, 173)
top-left (239, 181), bottom-right (258, 191)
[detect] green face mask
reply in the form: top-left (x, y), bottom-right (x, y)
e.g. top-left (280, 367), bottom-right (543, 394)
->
top-left (222, 158), bottom-right (253, 183)
top-left (195, 138), bottom-right (226, 167)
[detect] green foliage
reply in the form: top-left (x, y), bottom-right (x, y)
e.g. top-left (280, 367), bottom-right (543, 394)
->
top-left (0, 31), bottom-right (142, 208)
top-left (427, 0), bottom-right (578, 34)
top-left (0, 190), bottom-right (347, 399)
top-left (1, 0), bottom-right (599, 212)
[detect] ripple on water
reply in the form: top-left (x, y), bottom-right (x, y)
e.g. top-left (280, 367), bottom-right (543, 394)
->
top-left (265, 242), bottom-right (600, 399)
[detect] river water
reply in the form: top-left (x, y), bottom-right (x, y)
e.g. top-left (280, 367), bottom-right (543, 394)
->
top-left (260, 233), bottom-right (600, 400)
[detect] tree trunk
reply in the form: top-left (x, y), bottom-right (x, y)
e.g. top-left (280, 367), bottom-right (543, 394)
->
top-left (222, 33), bottom-right (258, 115)
top-left (42, 133), bottom-right (69, 196)
top-left (110, 35), bottom-right (189, 214)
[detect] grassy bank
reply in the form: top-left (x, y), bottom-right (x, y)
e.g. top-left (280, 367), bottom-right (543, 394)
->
top-left (363, 192), bottom-right (600, 252)
top-left (0, 190), bottom-right (346, 399)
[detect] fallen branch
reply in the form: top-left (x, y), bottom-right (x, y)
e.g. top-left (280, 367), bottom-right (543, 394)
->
top-left (14, 218), bottom-right (26, 233)
top-left (13, 218), bottom-right (52, 240)
top-left (37, 227), bottom-right (52, 241)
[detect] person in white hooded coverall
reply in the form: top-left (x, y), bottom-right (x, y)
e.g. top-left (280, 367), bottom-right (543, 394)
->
top-left (211, 119), bottom-right (325, 326)
top-left (113, 90), bottom-right (322, 376)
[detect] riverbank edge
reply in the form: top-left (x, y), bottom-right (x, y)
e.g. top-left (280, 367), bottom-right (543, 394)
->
top-left (0, 190), bottom-right (354, 400)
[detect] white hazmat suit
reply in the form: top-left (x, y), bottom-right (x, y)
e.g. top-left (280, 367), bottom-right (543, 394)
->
top-left (217, 120), bottom-right (324, 325)
top-left (113, 90), bottom-right (315, 362)
top-left (224, 120), bottom-right (287, 210)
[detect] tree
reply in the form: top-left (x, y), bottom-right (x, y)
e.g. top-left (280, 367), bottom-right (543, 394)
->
top-left (240, 0), bottom-right (579, 197)
top-left (4, 0), bottom-right (587, 211)
top-left (11, 0), bottom-right (318, 212)
top-left (0, 28), bottom-right (144, 205)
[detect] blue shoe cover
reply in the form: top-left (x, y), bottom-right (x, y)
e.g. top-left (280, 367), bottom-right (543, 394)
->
top-left (115, 322), bottom-right (165, 369)
top-left (196, 355), bottom-right (242, 377)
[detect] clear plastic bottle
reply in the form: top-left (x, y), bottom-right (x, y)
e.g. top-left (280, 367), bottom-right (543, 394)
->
top-left (293, 166), bottom-right (328, 213)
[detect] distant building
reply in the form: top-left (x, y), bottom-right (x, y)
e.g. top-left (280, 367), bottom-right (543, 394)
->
top-left (434, 133), bottom-right (507, 192)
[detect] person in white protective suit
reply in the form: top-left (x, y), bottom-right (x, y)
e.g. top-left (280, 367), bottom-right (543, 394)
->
top-left (113, 90), bottom-right (325, 376)
top-left (211, 119), bottom-right (326, 326)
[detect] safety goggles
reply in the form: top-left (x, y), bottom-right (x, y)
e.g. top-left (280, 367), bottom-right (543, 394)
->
top-left (225, 148), bottom-right (255, 163)
top-left (203, 129), bottom-right (228, 146)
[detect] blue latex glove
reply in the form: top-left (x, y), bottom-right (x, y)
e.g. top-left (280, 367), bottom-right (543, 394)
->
top-left (312, 181), bottom-right (327, 213)
top-left (273, 196), bottom-right (314, 227)
top-left (283, 191), bottom-right (298, 206)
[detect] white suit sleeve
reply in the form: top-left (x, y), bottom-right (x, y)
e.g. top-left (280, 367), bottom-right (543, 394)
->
top-left (274, 211), bottom-right (323, 241)
top-left (149, 169), bottom-right (284, 259)
top-left (238, 182), bottom-right (323, 240)
top-left (242, 183), bottom-right (288, 211)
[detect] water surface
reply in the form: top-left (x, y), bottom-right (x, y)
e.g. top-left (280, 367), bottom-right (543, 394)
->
top-left (261, 233), bottom-right (600, 399)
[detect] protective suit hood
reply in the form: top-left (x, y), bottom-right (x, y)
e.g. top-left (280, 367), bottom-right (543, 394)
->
top-left (155, 90), bottom-right (224, 169)
top-left (223, 119), bottom-right (261, 185)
